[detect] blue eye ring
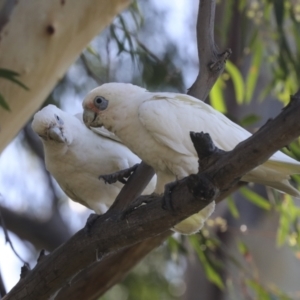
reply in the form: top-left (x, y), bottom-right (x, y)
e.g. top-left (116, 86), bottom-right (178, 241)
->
top-left (94, 96), bottom-right (109, 110)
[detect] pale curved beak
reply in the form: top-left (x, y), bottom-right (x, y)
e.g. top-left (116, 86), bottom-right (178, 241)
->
top-left (48, 126), bottom-right (65, 143)
top-left (83, 109), bottom-right (98, 127)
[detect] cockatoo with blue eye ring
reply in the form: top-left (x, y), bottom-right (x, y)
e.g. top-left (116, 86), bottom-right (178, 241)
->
top-left (31, 104), bottom-right (156, 214)
top-left (82, 82), bottom-right (300, 234)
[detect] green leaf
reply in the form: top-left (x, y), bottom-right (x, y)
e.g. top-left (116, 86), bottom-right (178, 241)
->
top-left (273, 0), bottom-right (284, 28)
top-left (227, 196), bottom-right (239, 218)
top-left (246, 279), bottom-right (271, 300)
top-left (237, 240), bottom-right (248, 256)
top-left (110, 25), bottom-right (125, 55)
top-left (189, 236), bottom-right (224, 289)
top-left (0, 69), bottom-right (19, 77)
top-left (245, 42), bottom-right (262, 103)
top-left (276, 196), bottom-right (300, 247)
top-left (167, 236), bottom-right (180, 253)
top-left (0, 68), bottom-right (29, 90)
top-left (225, 60), bottom-right (245, 104)
top-left (209, 78), bottom-right (227, 113)
top-left (0, 92), bottom-right (10, 111)
top-left (240, 187), bottom-right (271, 210)
top-left (240, 114), bottom-right (260, 127)
top-left (85, 45), bottom-right (100, 59)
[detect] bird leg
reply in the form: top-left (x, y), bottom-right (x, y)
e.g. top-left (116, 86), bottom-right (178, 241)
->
top-left (84, 213), bottom-right (100, 234)
top-left (161, 181), bottom-right (178, 211)
top-left (99, 163), bottom-right (139, 184)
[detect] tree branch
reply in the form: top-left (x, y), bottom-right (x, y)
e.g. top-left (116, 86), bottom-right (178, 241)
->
top-left (0, 269), bottom-right (6, 298)
top-left (0, 205), bottom-right (71, 251)
top-left (109, 162), bottom-right (155, 212)
top-left (53, 182), bottom-right (245, 300)
top-left (4, 91), bottom-right (300, 300)
top-left (188, 0), bottom-right (231, 100)
top-left (55, 231), bottom-right (171, 300)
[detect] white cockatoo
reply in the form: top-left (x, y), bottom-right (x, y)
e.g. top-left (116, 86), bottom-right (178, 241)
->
top-left (82, 82), bottom-right (300, 234)
top-left (31, 104), bottom-right (156, 214)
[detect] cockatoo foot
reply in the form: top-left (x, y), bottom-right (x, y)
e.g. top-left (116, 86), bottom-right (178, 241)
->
top-left (162, 181), bottom-right (178, 211)
top-left (85, 213), bottom-right (100, 234)
top-left (99, 163), bottom-right (139, 184)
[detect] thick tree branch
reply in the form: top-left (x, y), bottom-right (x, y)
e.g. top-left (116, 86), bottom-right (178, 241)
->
top-left (188, 0), bottom-right (231, 100)
top-left (53, 182), bottom-right (245, 300)
top-left (55, 231), bottom-right (171, 300)
top-left (4, 91), bottom-right (300, 300)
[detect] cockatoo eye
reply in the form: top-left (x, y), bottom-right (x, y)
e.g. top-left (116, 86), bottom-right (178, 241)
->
top-left (55, 114), bottom-right (64, 125)
top-left (94, 96), bottom-right (108, 110)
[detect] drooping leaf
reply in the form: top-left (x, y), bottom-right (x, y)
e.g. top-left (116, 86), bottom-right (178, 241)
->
top-left (189, 236), bottom-right (224, 289)
top-left (246, 279), bottom-right (271, 300)
top-left (237, 240), bottom-right (249, 256)
top-left (0, 92), bottom-right (10, 111)
top-left (245, 41), bottom-right (262, 103)
top-left (240, 187), bottom-right (271, 210)
top-left (86, 45), bottom-right (101, 60)
top-left (227, 196), bottom-right (240, 219)
top-left (225, 60), bottom-right (245, 104)
top-left (209, 77), bottom-right (227, 113)
top-left (276, 196), bottom-right (300, 247)
top-left (240, 114), bottom-right (260, 127)
top-left (0, 68), bottom-right (29, 90)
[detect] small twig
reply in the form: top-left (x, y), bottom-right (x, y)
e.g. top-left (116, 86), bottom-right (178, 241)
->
top-left (106, 35), bottom-right (111, 82)
top-left (0, 201), bottom-right (29, 267)
top-left (209, 49), bottom-right (232, 72)
top-left (110, 24), bottom-right (181, 80)
top-left (0, 269), bottom-right (6, 298)
top-left (135, 38), bottom-right (163, 64)
top-left (188, 0), bottom-right (231, 100)
top-left (80, 54), bottom-right (102, 85)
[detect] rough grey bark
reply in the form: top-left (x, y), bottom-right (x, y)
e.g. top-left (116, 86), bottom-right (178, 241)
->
top-left (55, 231), bottom-right (172, 300)
top-left (187, 0), bottom-right (231, 100)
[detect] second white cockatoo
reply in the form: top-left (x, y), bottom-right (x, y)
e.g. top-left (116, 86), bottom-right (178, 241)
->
top-left (82, 82), bottom-right (300, 234)
top-left (31, 104), bottom-right (156, 214)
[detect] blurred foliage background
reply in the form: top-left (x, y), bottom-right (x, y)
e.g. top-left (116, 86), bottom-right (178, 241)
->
top-left (1, 0), bottom-right (300, 299)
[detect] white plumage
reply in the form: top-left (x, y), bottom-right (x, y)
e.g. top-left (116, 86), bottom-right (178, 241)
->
top-left (31, 104), bottom-right (156, 214)
top-left (82, 82), bottom-right (300, 234)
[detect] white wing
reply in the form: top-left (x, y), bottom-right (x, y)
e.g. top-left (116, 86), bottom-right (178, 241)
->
top-left (139, 93), bottom-right (300, 174)
top-left (139, 93), bottom-right (251, 155)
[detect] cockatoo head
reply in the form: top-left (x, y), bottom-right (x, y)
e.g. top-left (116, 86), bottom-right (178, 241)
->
top-left (82, 83), bottom-right (147, 130)
top-left (32, 104), bottom-right (71, 144)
